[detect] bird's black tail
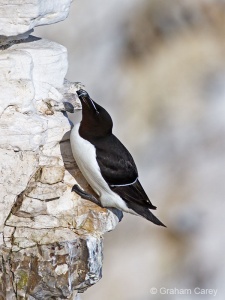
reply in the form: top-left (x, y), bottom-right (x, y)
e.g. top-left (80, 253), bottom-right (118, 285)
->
top-left (127, 202), bottom-right (166, 227)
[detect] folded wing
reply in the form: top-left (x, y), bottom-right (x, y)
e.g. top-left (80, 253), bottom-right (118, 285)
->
top-left (111, 179), bottom-right (157, 209)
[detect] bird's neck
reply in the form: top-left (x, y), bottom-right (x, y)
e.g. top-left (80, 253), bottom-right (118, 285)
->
top-left (79, 120), bottom-right (112, 141)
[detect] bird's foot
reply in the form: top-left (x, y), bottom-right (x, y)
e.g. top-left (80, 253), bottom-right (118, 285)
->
top-left (72, 184), bottom-right (102, 207)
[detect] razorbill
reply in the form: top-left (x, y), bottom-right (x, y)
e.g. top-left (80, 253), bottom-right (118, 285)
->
top-left (65, 89), bottom-right (165, 227)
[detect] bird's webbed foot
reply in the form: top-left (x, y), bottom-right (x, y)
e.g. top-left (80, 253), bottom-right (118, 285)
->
top-left (72, 184), bottom-right (102, 207)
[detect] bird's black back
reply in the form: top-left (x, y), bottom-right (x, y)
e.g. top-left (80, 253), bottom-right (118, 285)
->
top-left (89, 133), bottom-right (138, 186)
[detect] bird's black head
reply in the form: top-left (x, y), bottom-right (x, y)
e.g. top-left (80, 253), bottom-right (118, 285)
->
top-left (77, 89), bottom-right (113, 139)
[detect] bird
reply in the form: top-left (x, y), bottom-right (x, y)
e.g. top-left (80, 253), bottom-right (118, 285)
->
top-left (65, 89), bottom-right (165, 227)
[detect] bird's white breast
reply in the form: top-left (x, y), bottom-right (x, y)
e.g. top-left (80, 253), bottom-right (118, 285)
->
top-left (70, 123), bottom-right (103, 195)
top-left (70, 123), bottom-right (134, 213)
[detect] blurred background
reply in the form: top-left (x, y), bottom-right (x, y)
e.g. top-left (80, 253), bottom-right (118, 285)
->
top-left (35, 0), bottom-right (225, 299)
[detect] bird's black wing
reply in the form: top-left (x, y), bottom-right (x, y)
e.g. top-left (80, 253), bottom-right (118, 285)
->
top-left (93, 134), bottom-right (138, 186)
top-left (111, 178), bottom-right (156, 210)
top-left (111, 181), bottom-right (166, 227)
top-left (92, 134), bottom-right (157, 210)
top-left (111, 180), bottom-right (166, 226)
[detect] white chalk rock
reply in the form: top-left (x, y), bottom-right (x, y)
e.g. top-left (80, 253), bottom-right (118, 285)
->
top-left (0, 107), bottom-right (48, 150)
top-left (0, 50), bottom-right (34, 115)
top-left (10, 37), bottom-right (68, 100)
top-left (0, 37), bottom-right (68, 115)
top-left (0, 2), bottom-right (122, 298)
top-left (0, 0), bottom-right (73, 41)
top-left (0, 149), bottom-right (38, 232)
top-left (40, 166), bottom-right (65, 184)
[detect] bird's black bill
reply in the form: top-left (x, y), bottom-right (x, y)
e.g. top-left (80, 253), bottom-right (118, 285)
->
top-left (63, 102), bottom-right (75, 113)
top-left (77, 89), bottom-right (99, 113)
top-left (77, 89), bottom-right (88, 98)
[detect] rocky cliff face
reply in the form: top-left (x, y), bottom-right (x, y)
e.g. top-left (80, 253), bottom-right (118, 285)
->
top-left (0, 1), bottom-right (121, 299)
top-left (36, 1), bottom-right (225, 299)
